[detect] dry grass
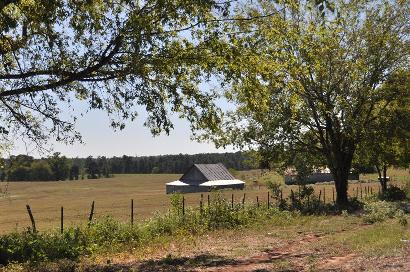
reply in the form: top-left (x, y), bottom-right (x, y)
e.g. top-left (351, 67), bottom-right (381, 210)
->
top-left (0, 168), bottom-right (408, 234)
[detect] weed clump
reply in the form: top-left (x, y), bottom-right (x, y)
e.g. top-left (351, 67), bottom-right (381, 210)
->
top-left (362, 201), bottom-right (407, 224)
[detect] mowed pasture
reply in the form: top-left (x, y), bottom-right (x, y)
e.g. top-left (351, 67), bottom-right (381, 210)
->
top-left (0, 169), bottom-right (408, 233)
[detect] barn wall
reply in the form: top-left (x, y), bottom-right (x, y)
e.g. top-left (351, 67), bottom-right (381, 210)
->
top-left (166, 183), bottom-right (245, 194)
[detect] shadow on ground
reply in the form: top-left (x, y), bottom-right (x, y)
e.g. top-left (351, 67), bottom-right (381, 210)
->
top-left (83, 254), bottom-right (237, 272)
top-left (27, 252), bottom-right (299, 272)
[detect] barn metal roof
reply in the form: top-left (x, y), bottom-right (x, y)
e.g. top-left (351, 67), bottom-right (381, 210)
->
top-left (191, 163), bottom-right (235, 181)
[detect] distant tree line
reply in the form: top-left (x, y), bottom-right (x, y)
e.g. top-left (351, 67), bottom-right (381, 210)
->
top-left (0, 152), bottom-right (252, 182)
top-left (0, 153), bottom-right (78, 182)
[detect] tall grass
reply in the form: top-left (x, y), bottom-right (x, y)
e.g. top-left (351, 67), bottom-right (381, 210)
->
top-left (0, 193), bottom-right (296, 264)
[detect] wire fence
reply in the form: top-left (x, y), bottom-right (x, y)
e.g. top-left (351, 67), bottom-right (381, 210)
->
top-left (1, 180), bottom-right (403, 234)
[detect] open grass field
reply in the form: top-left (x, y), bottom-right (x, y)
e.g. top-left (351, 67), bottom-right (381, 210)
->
top-left (0, 169), bottom-right (408, 234)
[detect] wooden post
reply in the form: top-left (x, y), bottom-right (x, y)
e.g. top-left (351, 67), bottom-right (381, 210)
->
top-left (200, 199), bottom-right (203, 214)
top-left (332, 188), bottom-right (335, 203)
top-left (257, 196), bottom-right (259, 208)
top-left (182, 196), bottom-right (185, 216)
top-left (61, 206), bottom-right (64, 234)
top-left (88, 201), bottom-right (95, 226)
top-left (26, 205), bottom-right (36, 232)
top-left (323, 188), bottom-right (326, 204)
top-left (207, 194), bottom-right (210, 207)
top-left (360, 187), bottom-right (363, 198)
top-left (318, 190), bottom-right (322, 202)
top-left (267, 191), bottom-right (270, 208)
top-left (356, 187), bottom-right (359, 198)
top-left (242, 193), bottom-right (246, 207)
top-left (231, 194), bottom-right (234, 209)
top-left (131, 199), bottom-right (134, 226)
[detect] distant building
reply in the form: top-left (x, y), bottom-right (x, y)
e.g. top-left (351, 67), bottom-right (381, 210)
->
top-left (284, 167), bottom-right (359, 185)
top-left (166, 163), bottom-right (245, 194)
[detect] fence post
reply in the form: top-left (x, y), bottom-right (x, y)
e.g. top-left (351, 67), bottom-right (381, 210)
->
top-left (131, 199), bottom-right (134, 226)
top-left (318, 190), bottom-right (322, 202)
top-left (182, 196), bottom-right (185, 216)
top-left (332, 188), bottom-right (335, 203)
top-left (242, 193), bottom-right (246, 207)
top-left (360, 187), bottom-right (363, 198)
top-left (207, 194), bottom-right (210, 207)
top-left (323, 188), bottom-right (326, 204)
top-left (88, 201), bottom-right (95, 226)
top-left (200, 199), bottom-right (203, 214)
top-left (231, 193), bottom-right (234, 209)
top-left (26, 205), bottom-right (36, 232)
top-left (257, 196), bottom-right (259, 208)
top-left (61, 206), bottom-right (64, 234)
top-left (290, 189), bottom-right (294, 203)
top-left (267, 191), bottom-right (270, 208)
top-left (356, 187), bottom-right (359, 198)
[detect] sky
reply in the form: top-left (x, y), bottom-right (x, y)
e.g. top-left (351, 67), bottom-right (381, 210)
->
top-left (10, 100), bottom-right (236, 158)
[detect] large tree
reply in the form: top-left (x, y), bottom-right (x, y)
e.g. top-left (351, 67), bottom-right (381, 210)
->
top-left (205, 0), bottom-right (409, 205)
top-left (0, 0), bottom-right (230, 149)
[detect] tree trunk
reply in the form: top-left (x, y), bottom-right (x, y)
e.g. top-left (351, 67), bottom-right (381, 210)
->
top-left (382, 164), bottom-right (388, 191)
top-left (376, 165), bottom-right (382, 181)
top-left (327, 146), bottom-right (354, 207)
top-left (331, 166), bottom-right (349, 206)
top-left (376, 165), bottom-right (387, 193)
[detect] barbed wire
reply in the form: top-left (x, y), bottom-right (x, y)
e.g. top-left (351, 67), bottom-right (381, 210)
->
top-left (0, 180), bottom-right (403, 233)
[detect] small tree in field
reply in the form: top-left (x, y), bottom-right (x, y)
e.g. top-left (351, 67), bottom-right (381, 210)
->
top-left (355, 70), bottom-right (410, 192)
top-left (204, 0), bottom-right (409, 206)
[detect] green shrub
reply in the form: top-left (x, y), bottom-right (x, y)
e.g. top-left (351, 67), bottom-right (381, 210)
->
top-left (362, 201), bottom-right (401, 224)
top-left (379, 185), bottom-right (407, 201)
top-left (0, 228), bottom-right (88, 264)
top-left (278, 185), bottom-right (333, 215)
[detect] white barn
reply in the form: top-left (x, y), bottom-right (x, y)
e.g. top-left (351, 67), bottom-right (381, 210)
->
top-left (166, 163), bottom-right (245, 194)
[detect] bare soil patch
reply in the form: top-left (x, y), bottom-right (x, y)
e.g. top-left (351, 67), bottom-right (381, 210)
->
top-left (80, 226), bottom-right (410, 272)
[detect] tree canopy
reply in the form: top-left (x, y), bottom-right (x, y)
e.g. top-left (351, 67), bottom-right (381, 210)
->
top-left (202, 0), bottom-right (410, 205)
top-left (0, 0), bottom-right (231, 149)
